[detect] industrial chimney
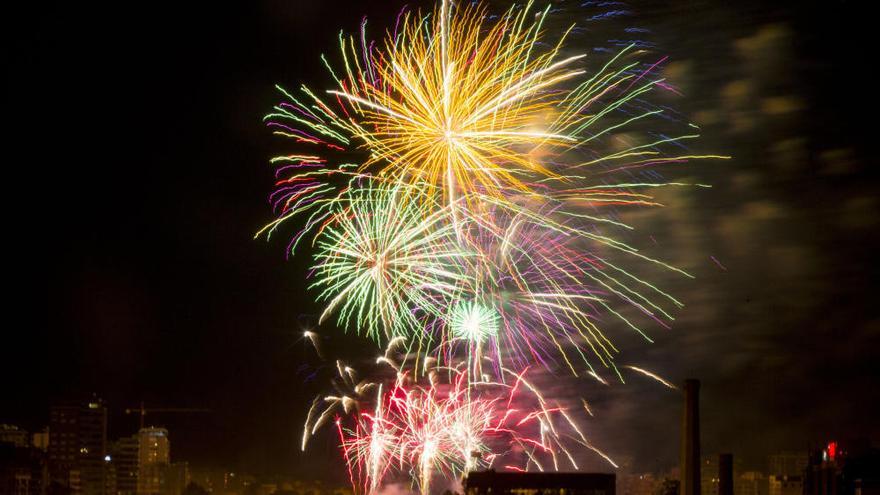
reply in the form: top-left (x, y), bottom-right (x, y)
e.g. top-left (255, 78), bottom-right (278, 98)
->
top-left (681, 379), bottom-right (701, 495)
top-left (719, 453), bottom-right (734, 495)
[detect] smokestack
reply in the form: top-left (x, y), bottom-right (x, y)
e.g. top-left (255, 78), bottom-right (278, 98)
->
top-left (681, 379), bottom-right (701, 495)
top-left (719, 454), bottom-right (734, 495)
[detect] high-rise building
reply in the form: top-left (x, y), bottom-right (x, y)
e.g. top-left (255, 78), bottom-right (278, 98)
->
top-left (137, 428), bottom-right (169, 495)
top-left (48, 398), bottom-right (110, 495)
top-left (103, 460), bottom-right (117, 495)
top-left (112, 434), bottom-right (140, 495)
top-left (49, 402), bottom-right (79, 489)
top-left (736, 471), bottom-right (768, 495)
top-left (80, 400), bottom-right (110, 495)
top-left (769, 452), bottom-right (808, 478)
top-left (804, 442), bottom-right (843, 495)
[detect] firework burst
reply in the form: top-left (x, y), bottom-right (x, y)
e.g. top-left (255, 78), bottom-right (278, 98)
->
top-left (428, 203), bottom-right (686, 382)
top-left (448, 300), bottom-right (500, 345)
top-left (259, 0), bottom-right (726, 244)
top-left (311, 181), bottom-right (471, 344)
top-left (260, 0), bottom-right (726, 492)
top-left (312, 347), bottom-right (607, 494)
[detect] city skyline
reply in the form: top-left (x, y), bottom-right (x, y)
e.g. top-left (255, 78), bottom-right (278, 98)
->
top-left (3, 392), bottom-right (874, 495)
top-left (3, 0), bottom-right (878, 488)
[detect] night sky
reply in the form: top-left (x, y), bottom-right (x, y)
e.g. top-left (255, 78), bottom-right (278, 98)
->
top-left (4, 0), bottom-right (877, 481)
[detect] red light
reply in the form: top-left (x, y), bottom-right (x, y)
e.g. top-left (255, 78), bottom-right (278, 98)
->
top-left (827, 441), bottom-right (838, 461)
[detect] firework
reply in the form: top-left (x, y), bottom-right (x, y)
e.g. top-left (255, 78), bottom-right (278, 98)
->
top-left (260, 0), bottom-right (727, 243)
top-left (434, 204), bottom-right (687, 382)
top-left (313, 348), bottom-right (608, 494)
top-left (261, 0), bottom-right (726, 491)
top-left (448, 300), bottom-right (500, 344)
top-left (310, 181), bottom-right (471, 344)
top-left (259, 0), bottom-right (726, 367)
top-left (259, 0), bottom-right (727, 365)
top-left (325, 0), bottom-right (586, 211)
top-left (624, 365), bottom-right (678, 389)
top-left (307, 186), bottom-right (691, 380)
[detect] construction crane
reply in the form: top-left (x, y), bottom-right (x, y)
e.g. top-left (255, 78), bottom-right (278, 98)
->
top-left (124, 401), bottom-right (211, 430)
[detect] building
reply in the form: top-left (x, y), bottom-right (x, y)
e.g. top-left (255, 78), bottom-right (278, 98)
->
top-left (49, 397), bottom-right (110, 495)
top-left (189, 468), bottom-right (262, 495)
top-left (847, 447), bottom-right (880, 495)
top-left (768, 475), bottom-right (803, 495)
top-left (104, 461), bottom-right (118, 495)
top-left (0, 441), bottom-right (49, 495)
top-left (1, 425), bottom-right (29, 448)
top-left (113, 434), bottom-right (140, 495)
top-left (79, 400), bottom-right (111, 495)
top-left (619, 473), bottom-right (658, 495)
top-left (188, 468), bottom-right (228, 494)
top-left (736, 471), bottom-right (768, 495)
top-left (135, 427), bottom-right (188, 495)
top-left (702, 456), bottom-right (719, 495)
top-left (768, 452), bottom-right (808, 478)
top-left (804, 442), bottom-right (844, 495)
top-left (49, 402), bottom-right (80, 488)
top-left (702, 455), bottom-right (742, 495)
top-left (32, 428), bottom-right (49, 452)
top-left (464, 471), bottom-right (616, 495)
top-left (763, 450), bottom-right (809, 495)
top-left (165, 462), bottom-right (190, 495)
top-left (656, 478), bottom-right (681, 495)
top-left (137, 427), bottom-right (170, 495)
top-left (1, 443), bottom-right (32, 495)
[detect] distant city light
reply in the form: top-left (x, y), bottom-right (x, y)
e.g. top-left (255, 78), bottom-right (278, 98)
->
top-left (827, 441), bottom-right (838, 461)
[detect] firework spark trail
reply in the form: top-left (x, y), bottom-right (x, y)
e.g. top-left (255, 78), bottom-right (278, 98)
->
top-left (259, 0), bottom-right (727, 372)
top-left (303, 330), bottom-right (324, 359)
top-left (440, 203), bottom-right (688, 381)
top-left (298, 181), bottom-right (694, 381)
top-left (261, 0), bottom-right (726, 492)
top-left (624, 365), bottom-right (678, 389)
top-left (310, 180), bottom-right (473, 346)
top-left (314, 351), bottom-right (606, 494)
top-left (259, 0), bottom-right (728, 243)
